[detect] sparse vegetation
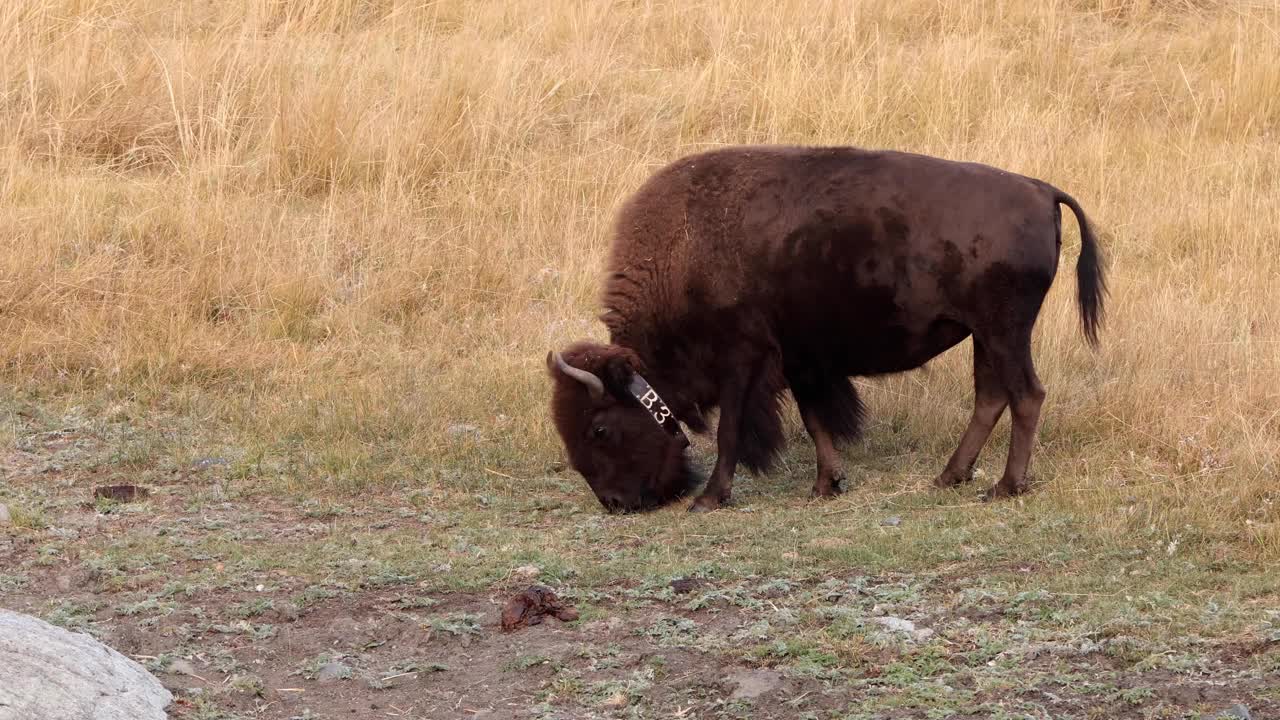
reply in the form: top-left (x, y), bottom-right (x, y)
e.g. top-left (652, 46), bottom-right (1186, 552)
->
top-left (427, 612), bottom-right (483, 638)
top-left (2, 1), bottom-right (1279, 718)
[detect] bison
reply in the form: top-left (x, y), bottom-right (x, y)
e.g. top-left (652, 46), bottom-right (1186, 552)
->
top-left (547, 145), bottom-right (1107, 514)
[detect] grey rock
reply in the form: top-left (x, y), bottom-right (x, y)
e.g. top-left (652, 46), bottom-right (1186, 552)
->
top-left (880, 516), bottom-right (902, 527)
top-left (315, 661), bottom-right (352, 683)
top-left (1218, 704), bottom-right (1252, 720)
top-left (0, 609), bottom-right (172, 719)
top-left (0, 504), bottom-right (10, 525)
top-left (728, 669), bottom-right (782, 700)
top-left (873, 616), bottom-right (916, 634)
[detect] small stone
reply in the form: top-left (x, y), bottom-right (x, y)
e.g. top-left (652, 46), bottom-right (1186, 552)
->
top-left (329, 617), bottom-right (361, 636)
top-left (446, 424), bottom-right (480, 439)
top-left (601, 692), bottom-right (629, 708)
top-left (728, 669), bottom-right (782, 700)
top-left (880, 516), bottom-right (901, 527)
top-left (316, 661), bottom-right (352, 683)
top-left (0, 504), bottom-right (10, 525)
top-left (192, 457), bottom-right (229, 470)
top-left (583, 616), bottom-right (624, 633)
top-left (512, 565), bottom-right (541, 580)
top-left (1218, 704), bottom-right (1252, 720)
top-left (873, 616), bottom-right (916, 634)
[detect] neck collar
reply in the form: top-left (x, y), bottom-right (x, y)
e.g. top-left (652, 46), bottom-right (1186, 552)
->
top-left (627, 374), bottom-right (688, 445)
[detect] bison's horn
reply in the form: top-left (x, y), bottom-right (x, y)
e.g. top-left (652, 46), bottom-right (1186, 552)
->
top-left (550, 351), bottom-right (605, 401)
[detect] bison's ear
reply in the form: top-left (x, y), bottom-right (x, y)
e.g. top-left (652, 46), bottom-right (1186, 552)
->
top-left (602, 358), bottom-right (633, 392)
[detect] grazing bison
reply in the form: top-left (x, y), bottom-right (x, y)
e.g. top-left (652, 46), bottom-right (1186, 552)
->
top-left (547, 145), bottom-right (1106, 514)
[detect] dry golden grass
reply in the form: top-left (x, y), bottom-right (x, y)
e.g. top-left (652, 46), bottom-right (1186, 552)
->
top-left (2, 1), bottom-right (1278, 553)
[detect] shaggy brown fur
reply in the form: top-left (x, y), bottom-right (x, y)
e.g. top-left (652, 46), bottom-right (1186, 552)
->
top-left (548, 145), bottom-right (1107, 513)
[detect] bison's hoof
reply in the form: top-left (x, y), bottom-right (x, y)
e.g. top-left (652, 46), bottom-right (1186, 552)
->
top-left (688, 494), bottom-right (724, 513)
top-left (933, 468), bottom-right (973, 489)
top-left (811, 472), bottom-right (846, 498)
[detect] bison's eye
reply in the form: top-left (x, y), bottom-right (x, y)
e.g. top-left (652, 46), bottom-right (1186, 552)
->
top-left (592, 425), bottom-right (609, 441)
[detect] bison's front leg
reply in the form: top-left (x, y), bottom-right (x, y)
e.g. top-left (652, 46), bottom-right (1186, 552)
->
top-left (688, 375), bottom-right (747, 513)
top-left (689, 352), bottom-right (775, 513)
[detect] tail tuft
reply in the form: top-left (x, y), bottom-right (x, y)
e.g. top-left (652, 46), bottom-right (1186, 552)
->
top-left (1055, 190), bottom-right (1108, 348)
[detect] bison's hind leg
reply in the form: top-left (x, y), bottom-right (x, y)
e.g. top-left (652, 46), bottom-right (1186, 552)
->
top-left (937, 331), bottom-right (1045, 500)
top-left (791, 376), bottom-right (865, 498)
top-left (981, 327), bottom-right (1045, 501)
top-left (935, 339), bottom-right (1009, 489)
top-left (953, 280), bottom-right (1050, 500)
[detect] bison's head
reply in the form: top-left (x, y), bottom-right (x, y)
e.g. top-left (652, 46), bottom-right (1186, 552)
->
top-left (546, 343), bottom-right (700, 513)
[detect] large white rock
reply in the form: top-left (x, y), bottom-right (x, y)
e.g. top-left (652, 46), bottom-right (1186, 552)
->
top-left (0, 610), bottom-right (172, 720)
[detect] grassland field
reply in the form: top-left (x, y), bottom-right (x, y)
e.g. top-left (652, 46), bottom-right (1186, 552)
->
top-left (2, 1), bottom-right (1279, 718)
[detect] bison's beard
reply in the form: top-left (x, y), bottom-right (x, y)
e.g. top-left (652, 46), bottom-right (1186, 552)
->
top-left (655, 449), bottom-right (702, 507)
top-left (603, 439), bottom-right (702, 514)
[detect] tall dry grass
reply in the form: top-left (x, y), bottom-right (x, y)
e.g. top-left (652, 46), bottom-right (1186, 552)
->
top-left (1, 1), bottom-right (1278, 550)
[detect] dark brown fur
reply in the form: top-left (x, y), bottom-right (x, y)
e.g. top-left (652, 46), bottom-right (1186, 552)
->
top-left (548, 145), bottom-right (1107, 513)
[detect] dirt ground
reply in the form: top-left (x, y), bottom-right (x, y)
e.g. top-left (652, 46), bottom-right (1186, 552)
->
top-left (3, 561), bottom-right (1277, 719)
top-left (3, 423), bottom-right (1278, 720)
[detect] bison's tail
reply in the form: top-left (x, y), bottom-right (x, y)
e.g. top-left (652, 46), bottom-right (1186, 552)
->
top-left (1054, 189), bottom-right (1108, 348)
